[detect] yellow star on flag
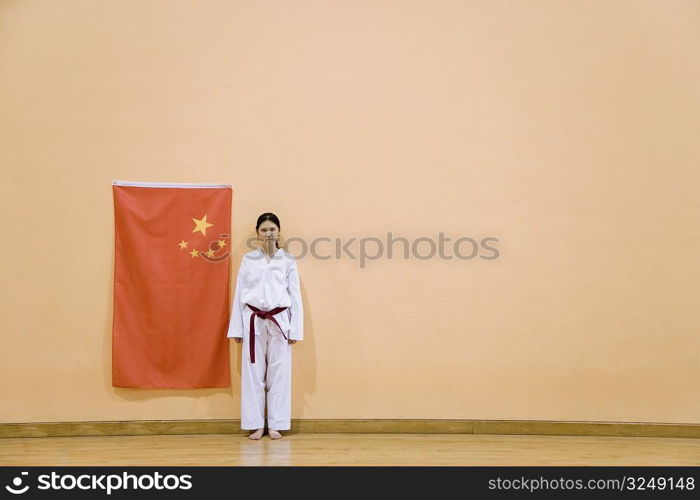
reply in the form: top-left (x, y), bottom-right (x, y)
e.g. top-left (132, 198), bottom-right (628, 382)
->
top-left (179, 240), bottom-right (188, 249)
top-left (218, 239), bottom-right (227, 248)
top-left (205, 249), bottom-right (216, 258)
top-left (192, 215), bottom-right (213, 236)
top-left (190, 249), bottom-right (200, 258)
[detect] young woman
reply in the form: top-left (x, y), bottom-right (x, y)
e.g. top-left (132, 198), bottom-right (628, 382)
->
top-left (227, 213), bottom-right (303, 440)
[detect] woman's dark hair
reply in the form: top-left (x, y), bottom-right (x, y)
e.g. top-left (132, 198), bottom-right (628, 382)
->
top-left (256, 212), bottom-right (281, 249)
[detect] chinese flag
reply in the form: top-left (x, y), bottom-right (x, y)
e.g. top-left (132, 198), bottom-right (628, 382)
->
top-left (112, 181), bottom-right (232, 388)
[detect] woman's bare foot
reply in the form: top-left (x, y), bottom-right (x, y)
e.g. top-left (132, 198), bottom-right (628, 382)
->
top-left (268, 429), bottom-right (282, 440)
top-left (248, 428), bottom-right (264, 440)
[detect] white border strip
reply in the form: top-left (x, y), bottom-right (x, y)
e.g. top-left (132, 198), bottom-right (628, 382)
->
top-left (112, 180), bottom-right (231, 188)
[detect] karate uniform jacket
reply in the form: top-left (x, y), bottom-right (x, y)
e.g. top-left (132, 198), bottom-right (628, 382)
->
top-left (227, 247), bottom-right (304, 342)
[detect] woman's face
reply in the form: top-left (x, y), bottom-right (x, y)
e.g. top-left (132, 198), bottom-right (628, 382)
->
top-left (257, 220), bottom-right (279, 242)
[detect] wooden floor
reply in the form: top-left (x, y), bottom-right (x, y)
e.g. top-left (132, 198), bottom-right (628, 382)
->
top-left (2, 433), bottom-right (699, 466)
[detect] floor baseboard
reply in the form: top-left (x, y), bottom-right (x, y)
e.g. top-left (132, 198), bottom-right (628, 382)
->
top-left (1, 419), bottom-right (698, 439)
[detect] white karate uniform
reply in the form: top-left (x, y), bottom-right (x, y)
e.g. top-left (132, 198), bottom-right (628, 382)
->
top-left (227, 247), bottom-right (303, 430)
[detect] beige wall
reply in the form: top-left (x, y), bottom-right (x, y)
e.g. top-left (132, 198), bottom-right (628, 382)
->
top-left (1, 0), bottom-right (698, 424)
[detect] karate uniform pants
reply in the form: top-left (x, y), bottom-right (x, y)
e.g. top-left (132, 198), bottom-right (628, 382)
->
top-left (241, 317), bottom-right (292, 430)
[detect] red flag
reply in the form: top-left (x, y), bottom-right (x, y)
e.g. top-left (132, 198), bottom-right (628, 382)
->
top-left (111, 181), bottom-right (232, 388)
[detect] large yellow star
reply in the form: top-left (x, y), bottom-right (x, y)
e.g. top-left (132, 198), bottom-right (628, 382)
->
top-left (190, 249), bottom-right (200, 258)
top-left (178, 240), bottom-right (188, 249)
top-left (192, 214), bottom-right (213, 236)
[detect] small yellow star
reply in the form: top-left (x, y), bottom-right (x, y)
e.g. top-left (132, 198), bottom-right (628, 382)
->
top-left (190, 249), bottom-right (200, 258)
top-left (205, 249), bottom-right (216, 258)
top-left (179, 240), bottom-right (188, 249)
top-left (192, 214), bottom-right (214, 236)
top-left (218, 239), bottom-right (227, 248)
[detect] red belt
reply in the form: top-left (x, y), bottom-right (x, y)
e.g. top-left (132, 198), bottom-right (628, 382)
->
top-left (246, 304), bottom-right (289, 363)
